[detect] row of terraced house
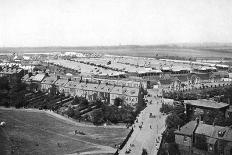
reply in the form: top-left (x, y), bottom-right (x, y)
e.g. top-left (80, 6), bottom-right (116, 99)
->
top-left (21, 73), bottom-right (145, 107)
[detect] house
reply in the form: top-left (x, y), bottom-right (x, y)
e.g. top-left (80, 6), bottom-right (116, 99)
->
top-left (110, 86), bottom-right (124, 105)
top-left (76, 82), bottom-right (87, 97)
top-left (96, 83), bottom-right (114, 103)
top-left (84, 83), bottom-right (99, 101)
top-left (63, 80), bottom-right (80, 97)
top-left (29, 73), bottom-right (47, 91)
top-left (54, 79), bottom-right (69, 95)
top-left (0, 67), bottom-right (24, 81)
top-left (184, 99), bottom-right (230, 120)
top-left (110, 86), bottom-right (144, 107)
top-left (174, 120), bottom-right (232, 155)
top-left (175, 121), bottom-right (199, 155)
top-left (41, 76), bottom-right (57, 92)
top-left (124, 87), bottom-right (141, 106)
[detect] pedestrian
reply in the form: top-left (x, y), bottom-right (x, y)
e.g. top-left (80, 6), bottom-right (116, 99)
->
top-left (150, 125), bottom-right (152, 129)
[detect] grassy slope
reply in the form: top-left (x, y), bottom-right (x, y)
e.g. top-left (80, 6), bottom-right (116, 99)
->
top-left (0, 109), bottom-right (129, 155)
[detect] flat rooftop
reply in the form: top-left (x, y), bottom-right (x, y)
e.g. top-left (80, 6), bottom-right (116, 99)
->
top-left (184, 99), bottom-right (229, 109)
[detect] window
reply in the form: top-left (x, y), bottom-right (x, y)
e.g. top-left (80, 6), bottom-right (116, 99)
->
top-left (183, 136), bottom-right (188, 142)
top-left (208, 144), bottom-right (214, 151)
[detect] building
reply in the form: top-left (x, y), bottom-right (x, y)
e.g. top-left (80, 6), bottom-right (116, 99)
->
top-left (96, 83), bottom-right (114, 103)
top-left (175, 120), bottom-right (232, 155)
top-left (41, 76), bottom-right (57, 92)
top-left (63, 80), bottom-right (80, 97)
top-left (54, 79), bottom-right (69, 94)
top-left (184, 99), bottom-right (230, 121)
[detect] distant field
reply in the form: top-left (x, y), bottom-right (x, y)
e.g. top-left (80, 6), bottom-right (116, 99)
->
top-left (0, 109), bottom-right (129, 155)
top-left (1, 45), bottom-right (232, 59)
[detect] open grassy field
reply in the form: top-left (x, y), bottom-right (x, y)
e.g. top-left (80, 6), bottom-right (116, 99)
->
top-left (0, 108), bottom-right (129, 155)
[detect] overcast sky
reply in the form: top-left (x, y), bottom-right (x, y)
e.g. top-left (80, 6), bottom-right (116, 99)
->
top-left (0, 0), bottom-right (232, 47)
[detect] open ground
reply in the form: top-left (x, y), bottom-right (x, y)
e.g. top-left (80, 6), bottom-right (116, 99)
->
top-left (0, 108), bottom-right (129, 155)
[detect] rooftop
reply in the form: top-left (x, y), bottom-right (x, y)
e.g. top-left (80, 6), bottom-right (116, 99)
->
top-left (175, 121), bottom-right (198, 136)
top-left (184, 99), bottom-right (229, 109)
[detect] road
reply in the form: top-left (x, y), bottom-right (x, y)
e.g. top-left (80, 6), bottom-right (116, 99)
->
top-left (118, 89), bottom-right (167, 155)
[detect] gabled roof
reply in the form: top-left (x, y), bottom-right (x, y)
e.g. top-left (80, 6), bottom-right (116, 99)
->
top-left (184, 99), bottom-right (229, 109)
top-left (0, 67), bottom-right (23, 75)
top-left (175, 121), bottom-right (198, 136)
top-left (54, 79), bottom-right (68, 87)
top-left (41, 76), bottom-right (57, 85)
top-left (124, 87), bottom-right (139, 97)
top-left (96, 84), bottom-right (114, 93)
top-left (84, 83), bottom-right (99, 91)
top-left (111, 86), bottom-right (123, 94)
top-left (21, 74), bottom-right (29, 81)
top-left (31, 74), bottom-right (46, 82)
top-left (64, 80), bottom-right (80, 88)
top-left (76, 82), bottom-right (87, 90)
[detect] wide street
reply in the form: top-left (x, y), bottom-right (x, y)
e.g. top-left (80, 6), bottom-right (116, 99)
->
top-left (119, 89), bottom-right (167, 155)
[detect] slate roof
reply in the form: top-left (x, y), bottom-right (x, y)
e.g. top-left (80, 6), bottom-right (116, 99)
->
top-left (31, 74), bottom-right (46, 82)
top-left (175, 121), bottom-right (198, 136)
top-left (96, 84), bottom-right (114, 93)
top-left (0, 67), bottom-right (23, 75)
top-left (54, 79), bottom-right (68, 87)
top-left (21, 74), bottom-right (30, 81)
top-left (184, 99), bottom-right (229, 109)
top-left (111, 86), bottom-right (123, 95)
top-left (64, 80), bottom-right (80, 88)
top-left (124, 87), bottom-right (139, 97)
top-left (41, 76), bottom-right (57, 85)
top-left (84, 83), bottom-right (99, 91)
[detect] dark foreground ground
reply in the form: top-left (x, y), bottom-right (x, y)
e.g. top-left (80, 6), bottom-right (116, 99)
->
top-left (0, 109), bottom-right (129, 155)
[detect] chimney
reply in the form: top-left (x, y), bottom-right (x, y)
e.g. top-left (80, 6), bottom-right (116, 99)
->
top-left (57, 75), bottom-right (60, 80)
top-left (28, 72), bottom-right (33, 77)
top-left (45, 72), bottom-right (49, 77)
top-left (68, 77), bottom-right (71, 81)
top-left (196, 117), bottom-right (200, 125)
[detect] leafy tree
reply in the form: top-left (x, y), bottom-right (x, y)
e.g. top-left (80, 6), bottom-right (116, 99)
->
top-left (66, 107), bottom-right (74, 118)
top-left (165, 113), bottom-right (185, 129)
top-left (114, 97), bottom-right (123, 106)
top-left (142, 148), bottom-right (148, 155)
top-left (0, 76), bottom-right (9, 90)
top-left (160, 103), bottom-right (174, 114)
top-left (163, 128), bottom-right (176, 143)
top-left (73, 109), bottom-right (81, 119)
top-left (91, 109), bottom-right (105, 125)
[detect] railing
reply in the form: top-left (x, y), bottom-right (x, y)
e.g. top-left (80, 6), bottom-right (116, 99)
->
top-left (114, 128), bottom-right (134, 155)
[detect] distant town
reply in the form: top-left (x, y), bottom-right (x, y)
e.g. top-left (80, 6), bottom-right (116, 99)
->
top-left (1, 48), bottom-right (232, 155)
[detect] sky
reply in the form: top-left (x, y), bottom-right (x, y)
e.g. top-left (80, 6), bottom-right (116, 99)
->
top-left (0, 0), bottom-right (232, 47)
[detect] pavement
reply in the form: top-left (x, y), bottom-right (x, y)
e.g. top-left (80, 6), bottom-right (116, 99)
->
top-left (118, 89), bottom-right (167, 155)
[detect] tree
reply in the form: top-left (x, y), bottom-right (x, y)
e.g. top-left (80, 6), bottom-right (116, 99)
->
top-left (91, 109), bottom-right (105, 125)
top-left (142, 148), bottom-right (148, 155)
top-left (0, 76), bottom-right (9, 90)
top-left (66, 107), bottom-right (74, 118)
top-left (165, 113), bottom-right (184, 129)
top-left (73, 109), bottom-right (81, 119)
top-left (203, 110), bottom-right (226, 126)
top-left (114, 97), bottom-right (123, 106)
top-left (160, 103), bottom-right (174, 114)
